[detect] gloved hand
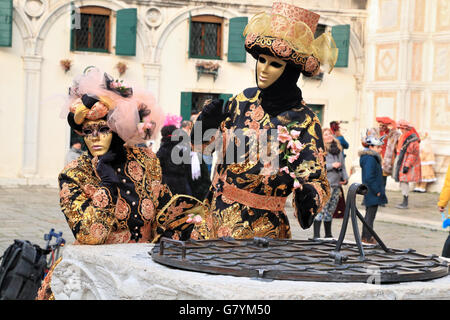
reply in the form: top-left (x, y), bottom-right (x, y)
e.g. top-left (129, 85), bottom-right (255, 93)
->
top-left (198, 99), bottom-right (226, 130)
top-left (402, 166), bottom-right (409, 174)
top-left (294, 185), bottom-right (318, 229)
top-left (96, 150), bottom-right (119, 187)
top-left (81, 94), bottom-right (99, 109)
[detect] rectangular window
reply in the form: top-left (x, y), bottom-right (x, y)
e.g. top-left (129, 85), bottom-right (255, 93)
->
top-left (189, 15), bottom-right (223, 59)
top-left (71, 6), bottom-right (111, 53)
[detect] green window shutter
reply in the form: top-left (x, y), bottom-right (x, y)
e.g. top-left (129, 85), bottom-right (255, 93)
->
top-left (0, 0), bottom-right (13, 47)
top-left (332, 24), bottom-right (350, 68)
top-left (180, 92), bottom-right (193, 121)
top-left (116, 8), bottom-right (137, 56)
top-left (227, 17), bottom-right (248, 63)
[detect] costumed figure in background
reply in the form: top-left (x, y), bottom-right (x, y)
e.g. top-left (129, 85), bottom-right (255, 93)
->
top-left (190, 2), bottom-right (338, 240)
top-left (414, 132), bottom-right (436, 193)
top-left (359, 134), bottom-right (387, 244)
top-left (393, 120), bottom-right (421, 209)
top-left (313, 128), bottom-right (348, 239)
top-left (37, 68), bottom-right (202, 299)
top-left (374, 117), bottom-right (401, 190)
top-left (156, 114), bottom-right (193, 197)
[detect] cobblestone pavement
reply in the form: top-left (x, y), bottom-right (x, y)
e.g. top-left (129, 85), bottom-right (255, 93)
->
top-left (0, 186), bottom-right (448, 257)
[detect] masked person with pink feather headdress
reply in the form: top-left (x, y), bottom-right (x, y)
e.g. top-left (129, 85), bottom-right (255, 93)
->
top-left (58, 67), bottom-right (191, 245)
top-left (37, 68), bottom-right (206, 299)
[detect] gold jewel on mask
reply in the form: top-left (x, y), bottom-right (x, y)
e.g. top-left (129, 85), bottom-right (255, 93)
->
top-left (82, 120), bottom-right (113, 156)
top-left (256, 54), bottom-right (287, 89)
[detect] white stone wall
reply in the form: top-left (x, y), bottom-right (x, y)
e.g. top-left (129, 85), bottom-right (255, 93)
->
top-left (361, 0), bottom-right (450, 192)
top-left (0, 0), bottom-right (366, 186)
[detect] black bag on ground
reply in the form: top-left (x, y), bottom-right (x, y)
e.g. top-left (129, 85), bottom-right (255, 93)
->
top-left (0, 240), bottom-right (49, 300)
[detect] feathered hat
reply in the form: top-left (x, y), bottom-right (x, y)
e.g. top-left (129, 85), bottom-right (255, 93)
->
top-left (243, 1), bottom-right (339, 75)
top-left (361, 129), bottom-right (385, 147)
top-left (63, 67), bottom-right (164, 146)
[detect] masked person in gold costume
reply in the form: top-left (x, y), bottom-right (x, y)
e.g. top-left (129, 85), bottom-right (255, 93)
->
top-left (37, 68), bottom-right (201, 299)
top-left (190, 2), bottom-right (338, 240)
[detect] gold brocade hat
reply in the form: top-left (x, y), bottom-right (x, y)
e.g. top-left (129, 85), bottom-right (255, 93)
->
top-left (244, 2), bottom-right (339, 74)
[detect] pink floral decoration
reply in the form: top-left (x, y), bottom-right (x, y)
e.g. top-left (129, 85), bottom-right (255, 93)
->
top-left (277, 125), bottom-right (292, 143)
top-left (92, 188), bottom-right (109, 208)
top-left (141, 199), bottom-right (155, 221)
top-left (272, 39), bottom-right (293, 58)
top-left (186, 213), bottom-right (203, 224)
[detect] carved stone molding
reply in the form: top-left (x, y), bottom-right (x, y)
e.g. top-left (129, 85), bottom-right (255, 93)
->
top-left (23, 0), bottom-right (47, 19)
top-left (145, 7), bottom-right (163, 28)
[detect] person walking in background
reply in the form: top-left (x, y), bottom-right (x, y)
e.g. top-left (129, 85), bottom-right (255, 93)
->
top-left (393, 120), bottom-right (421, 209)
top-left (65, 142), bottom-right (83, 165)
top-left (329, 120), bottom-right (349, 218)
top-left (313, 128), bottom-right (348, 239)
top-left (359, 134), bottom-right (387, 244)
top-left (414, 132), bottom-right (437, 193)
top-left (181, 120), bottom-right (211, 201)
top-left (438, 164), bottom-right (450, 258)
top-left (330, 121), bottom-right (349, 158)
top-left (157, 116), bottom-right (193, 196)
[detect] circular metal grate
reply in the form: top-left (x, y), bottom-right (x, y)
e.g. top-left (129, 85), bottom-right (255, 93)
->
top-left (151, 237), bottom-right (449, 283)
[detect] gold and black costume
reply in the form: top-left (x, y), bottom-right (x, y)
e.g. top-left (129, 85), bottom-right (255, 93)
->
top-left (59, 147), bottom-right (196, 244)
top-left (191, 88), bottom-right (330, 240)
top-left (189, 2), bottom-right (338, 240)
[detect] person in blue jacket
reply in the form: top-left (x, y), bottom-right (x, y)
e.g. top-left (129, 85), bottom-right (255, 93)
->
top-left (359, 134), bottom-right (388, 244)
top-left (330, 121), bottom-right (349, 158)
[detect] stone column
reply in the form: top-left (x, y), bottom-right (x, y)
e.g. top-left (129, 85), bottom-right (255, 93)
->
top-left (143, 62), bottom-right (161, 101)
top-left (21, 55), bottom-right (43, 177)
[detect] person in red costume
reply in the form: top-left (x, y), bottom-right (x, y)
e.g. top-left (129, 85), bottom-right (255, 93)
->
top-left (393, 120), bottom-right (421, 209)
top-left (374, 117), bottom-right (401, 189)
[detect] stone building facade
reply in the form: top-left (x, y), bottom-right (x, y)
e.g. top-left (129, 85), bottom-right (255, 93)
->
top-left (6, 0), bottom-right (449, 193)
top-left (361, 0), bottom-right (450, 192)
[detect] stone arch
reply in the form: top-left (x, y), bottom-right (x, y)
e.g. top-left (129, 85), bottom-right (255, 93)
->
top-left (34, 0), bottom-right (151, 60)
top-left (153, 5), bottom-right (241, 64)
top-left (12, 6), bottom-right (33, 53)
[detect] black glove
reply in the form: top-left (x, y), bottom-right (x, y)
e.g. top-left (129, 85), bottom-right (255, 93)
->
top-left (197, 99), bottom-right (226, 130)
top-left (402, 166), bottom-right (409, 174)
top-left (81, 94), bottom-right (99, 109)
top-left (96, 151), bottom-right (119, 187)
top-left (294, 185), bottom-right (318, 229)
